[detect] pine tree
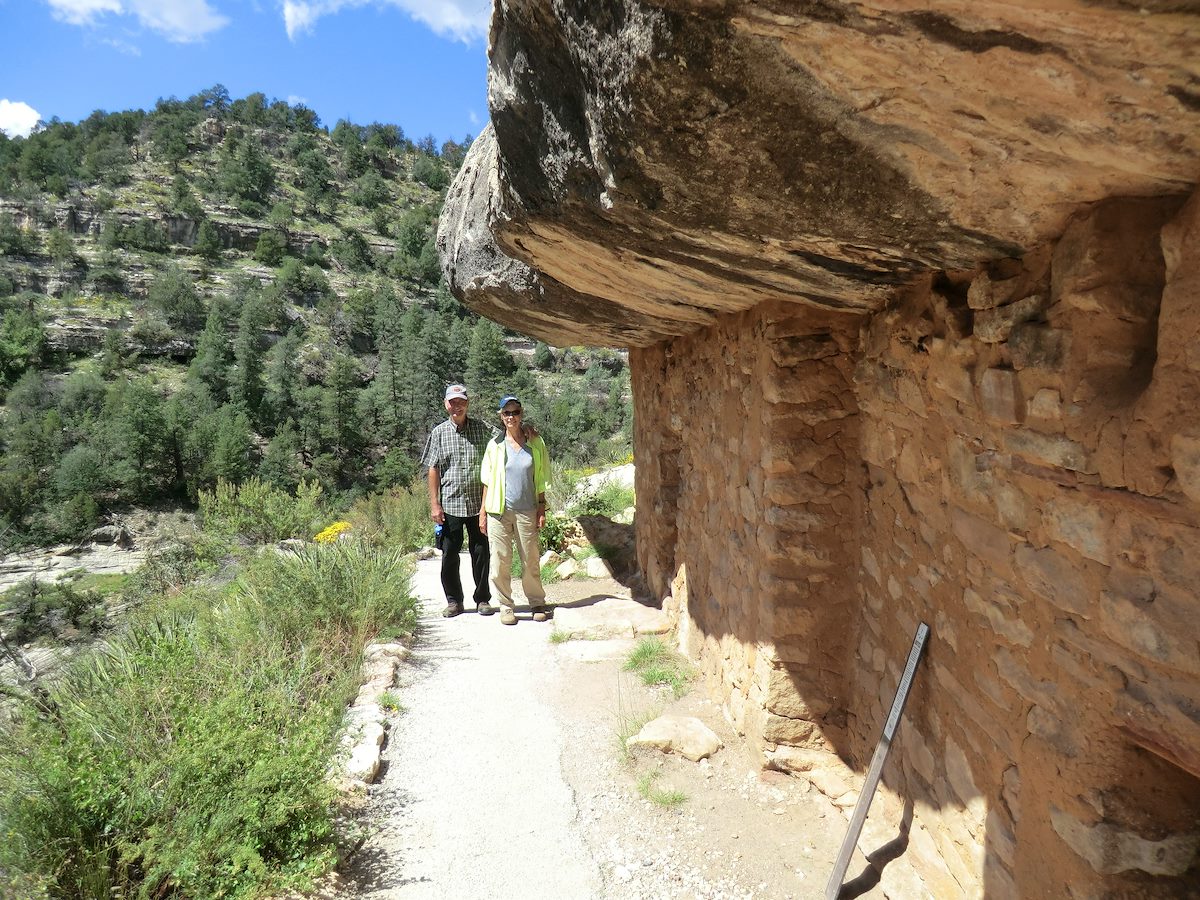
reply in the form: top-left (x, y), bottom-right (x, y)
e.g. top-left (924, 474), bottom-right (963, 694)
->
top-left (107, 379), bottom-right (169, 500)
top-left (194, 220), bottom-right (222, 262)
top-left (207, 405), bottom-right (253, 484)
top-left (188, 304), bottom-right (229, 400)
top-left (321, 353), bottom-right (362, 472)
top-left (229, 296), bottom-right (266, 419)
top-left (263, 329), bottom-right (303, 427)
top-left (259, 419), bottom-right (302, 490)
top-left (465, 319), bottom-right (516, 411)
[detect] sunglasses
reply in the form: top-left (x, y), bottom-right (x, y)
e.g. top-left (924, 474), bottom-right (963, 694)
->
top-left (500, 408), bottom-right (522, 417)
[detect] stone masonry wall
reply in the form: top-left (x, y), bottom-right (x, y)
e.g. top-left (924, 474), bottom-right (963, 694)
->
top-left (632, 192), bottom-right (1200, 898)
top-left (631, 302), bottom-right (861, 750)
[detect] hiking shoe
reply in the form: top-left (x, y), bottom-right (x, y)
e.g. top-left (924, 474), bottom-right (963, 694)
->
top-left (476, 602), bottom-right (496, 617)
top-left (531, 606), bottom-right (550, 622)
top-left (500, 607), bottom-right (518, 626)
top-left (442, 602), bottom-right (463, 618)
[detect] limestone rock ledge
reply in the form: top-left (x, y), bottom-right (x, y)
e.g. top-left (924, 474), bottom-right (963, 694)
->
top-left (438, 1), bottom-right (1200, 348)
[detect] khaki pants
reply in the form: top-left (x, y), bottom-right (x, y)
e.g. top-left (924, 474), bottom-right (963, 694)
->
top-left (487, 508), bottom-right (546, 610)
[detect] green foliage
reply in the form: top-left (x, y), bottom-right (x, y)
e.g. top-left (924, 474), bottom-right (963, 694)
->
top-left (121, 540), bottom-right (221, 607)
top-left (378, 691), bottom-right (405, 713)
top-left (411, 154), bottom-right (449, 191)
top-left (465, 319), bottom-right (516, 410)
top-left (170, 174), bottom-right (204, 219)
top-left (0, 307), bottom-right (45, 386)
top-left (541, 511), bottom-right (574, 554)
top-left (199, 477), bottom-right (325, 543)
top-left (275, 257), bottom-right (330, 305)
top-left (116, 217), bottom-right (169, 253)
top-left (623, 636), bottom-right (694, 698)
top-left (194, 219), bottom-right (222, 261)
top-left (0, 538), bottom-right (418, 899)
top-left (330, 228), bottom-right (373, 272)
top-left (254, 228), bottom-right (287, 265)
top-left (0, 213), bottom-right (37, 256)
top-left (234, 537), bottom-right (418, 642)
top-left (636, 770), bottom-right (687, 808)
top-left (373, 447), bottom-right (419, 490)
top-left (220, 134), bottom-right (276, 209)
top-left (349, 171), bottom-right (389, 209)
top-left (343, 483), bottom-right (432, 553)
top-left (533, 341), bottom-right (555, 369)
top-left (146, 264), bottom-right (202, 331)
top-left (45, 228), bottom-right (75, 265)
top-left (571, 479), bottom-right (635, 519)
top-left (0, 574), bottom-right (108, 644)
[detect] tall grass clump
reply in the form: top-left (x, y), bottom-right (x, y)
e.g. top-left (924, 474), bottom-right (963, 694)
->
top-left (342, 483), bottom-right (432, 553)
top-left (0, 538), bottom-right (418, 899)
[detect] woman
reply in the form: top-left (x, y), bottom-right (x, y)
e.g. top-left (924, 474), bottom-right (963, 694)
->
top-left (479, 395), bottom-right (551, 625)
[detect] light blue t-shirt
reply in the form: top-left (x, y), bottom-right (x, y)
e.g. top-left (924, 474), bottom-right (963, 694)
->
top-left (504, 444), bottom-right (536, 512)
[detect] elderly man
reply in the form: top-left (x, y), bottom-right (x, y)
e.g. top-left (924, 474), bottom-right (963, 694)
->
top-left (421, 384), bottom-right (499, 618)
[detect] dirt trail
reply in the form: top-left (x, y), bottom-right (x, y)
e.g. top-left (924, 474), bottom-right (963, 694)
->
top-left (337, 554), bottom-right (890, 900)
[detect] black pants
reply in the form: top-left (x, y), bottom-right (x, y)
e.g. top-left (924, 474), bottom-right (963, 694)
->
top-left (440, 513), bottom-right (490, 607)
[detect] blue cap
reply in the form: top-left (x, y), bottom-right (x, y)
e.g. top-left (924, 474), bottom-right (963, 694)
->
top-left (497, 395), bottom-right (521, 411)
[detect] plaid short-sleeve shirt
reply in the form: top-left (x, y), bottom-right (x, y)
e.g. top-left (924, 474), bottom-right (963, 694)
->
top-left (419, 416), bottom-right (500, 517)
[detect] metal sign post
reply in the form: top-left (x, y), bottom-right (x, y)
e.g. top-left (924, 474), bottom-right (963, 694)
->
top-left (824, 622), bottom-right (930, 900)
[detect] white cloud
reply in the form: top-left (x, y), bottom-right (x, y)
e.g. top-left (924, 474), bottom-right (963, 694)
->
top-left (286, 94), bottom-right (309, 107)
top-left (282, 0), bottom-right (490, 44)
top-left (467, 109), bottom-right (479, 127)
top-left (102, 36), bottom-right (142, 55)
top-left (45, 0), bottom-right (122, 26)
top-left (45, 0), bottom-right (229, 42)
top-left (0, 100), bottom-right (42, 138)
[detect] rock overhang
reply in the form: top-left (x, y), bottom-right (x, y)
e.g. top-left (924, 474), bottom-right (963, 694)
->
top-left (437, 0), bottom-right (1200, 348)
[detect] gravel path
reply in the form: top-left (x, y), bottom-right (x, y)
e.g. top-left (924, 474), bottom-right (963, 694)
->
top-left (337, 554), bottom-right (888, 900)
top-left (342, 553), bottom-right (605, 899)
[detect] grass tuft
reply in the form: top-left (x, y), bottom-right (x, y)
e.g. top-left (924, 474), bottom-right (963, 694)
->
top-left (622, 636), bottom-right (694, 699)
top-left (636, 770), bottom-right (687, 808)
top-left (378, 691), bottom-right (405, 714)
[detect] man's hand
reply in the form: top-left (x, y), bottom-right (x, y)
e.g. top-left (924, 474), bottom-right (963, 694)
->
top-left (479, 513), bottom-right (488, 536)
top-left (537, 509), bottom-right (546, 529)
top-left (431, 501), bottom-right (445, 525)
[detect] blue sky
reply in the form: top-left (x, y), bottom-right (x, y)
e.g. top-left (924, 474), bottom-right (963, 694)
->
top-left (0, 0), bottom-right (490, 144)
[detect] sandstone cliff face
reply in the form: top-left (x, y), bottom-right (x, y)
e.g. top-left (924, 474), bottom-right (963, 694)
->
top-left (438, 1), bottom-right (1200, 896)
top-left (440, 0), bottom-right (1200, 347)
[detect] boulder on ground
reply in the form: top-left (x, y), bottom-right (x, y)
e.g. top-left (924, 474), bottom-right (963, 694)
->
top-left (627, 714), bottom-right (722, 762)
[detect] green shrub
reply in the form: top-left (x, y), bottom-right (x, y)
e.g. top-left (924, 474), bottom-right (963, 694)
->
top-left (228, 537), bottom-right (418, 655)
top-left (254, 229), bottom-right (286, 266)
top-left (122, 539), bottom-right (225, 606)
top-left (0, 609), bottom-right (346, 899)
top-left (571, 479), bottom-right (634, 519)
top-left (199, 477), bottom-right (324, 544)
top-left (541, 511), bottom-right (574, 553)
top-left (0, 537), bottom-right (418, 899)
top-left (343, 483), bottom-right (431, 553)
